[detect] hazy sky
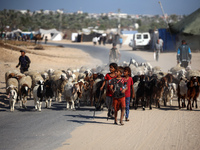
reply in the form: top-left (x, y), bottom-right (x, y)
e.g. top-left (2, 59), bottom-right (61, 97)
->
top-left (0, 0), bottom-right (199, 15)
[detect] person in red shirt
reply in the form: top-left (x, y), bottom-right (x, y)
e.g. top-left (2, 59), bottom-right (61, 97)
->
top-left (110, 66), bottom-right (127, 125)
top-left (100, 63), bottom-right (118, 118)
top-left (124, 66), bottom-right (135, 121)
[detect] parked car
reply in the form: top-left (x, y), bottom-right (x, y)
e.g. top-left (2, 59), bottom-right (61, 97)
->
top-left (129, 32), bottom-right (151, 50)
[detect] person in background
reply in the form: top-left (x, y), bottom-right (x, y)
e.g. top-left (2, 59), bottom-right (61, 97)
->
top-left (110, 66), bottom-right (127, 125)
top-left (16, 50), bottom-right (31, 73)
top-left (92, 36), bottom-right (98, 45)
top-left (109, 43), bottom-right (121, 64)
top-left (45, 36), bottom-right (48, 44)
top-left (159, 36), bottom-right (164, 52)
top-left (155, 39), bottom-right (161, 61)
top-left (119, 37), bottom-right (123, 48)
top-left (123, 66), bottom-right (135, 121)
top-left (100, 63), bottom-right (118, 119)
top-left (177, 40), bottom-right (192, 68)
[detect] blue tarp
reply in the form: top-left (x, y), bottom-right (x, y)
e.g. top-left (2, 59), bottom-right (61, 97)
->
top-left (121, 30), bottom-right (138, 35)
top-left (158, 28), bottom-right (177, 51)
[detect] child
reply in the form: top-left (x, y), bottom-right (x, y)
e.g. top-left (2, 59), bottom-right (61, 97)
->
top-left (124, 66), bottom-right (135, 121)
top-left (110, 66), bottom-right (127, 125)
top-left (100, 63), bottom-right (118, 118)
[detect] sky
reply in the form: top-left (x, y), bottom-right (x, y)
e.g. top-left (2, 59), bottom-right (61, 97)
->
top-left (0, 0), bottom-right (199, 15)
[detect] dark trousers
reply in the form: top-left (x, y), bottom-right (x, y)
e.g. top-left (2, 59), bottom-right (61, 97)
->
top-left (20, 67), bottom-right (28, 73)
top-left (181, 61), bottom-right (189, 68)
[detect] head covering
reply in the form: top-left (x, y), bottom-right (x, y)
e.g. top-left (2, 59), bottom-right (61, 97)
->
top-left (20, 50), bottom-right (25, 53)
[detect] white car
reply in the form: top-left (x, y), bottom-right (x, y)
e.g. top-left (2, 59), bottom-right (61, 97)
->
top-left (130, 32), bottom-right (151, 50)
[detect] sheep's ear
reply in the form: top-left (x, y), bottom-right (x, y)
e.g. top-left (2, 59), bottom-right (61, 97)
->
top-left (6, 86), bottom-right (10, 89)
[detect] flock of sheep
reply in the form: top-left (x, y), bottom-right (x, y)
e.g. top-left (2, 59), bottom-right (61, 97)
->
top-left (5, 59), bottom-right (200, 112)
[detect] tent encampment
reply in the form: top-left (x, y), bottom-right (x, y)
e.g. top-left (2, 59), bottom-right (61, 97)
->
top-left (35, 28), bottom-right (63, 41)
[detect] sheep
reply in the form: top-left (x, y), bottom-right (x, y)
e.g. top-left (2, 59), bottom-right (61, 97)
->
top-left (186, 70), bottom-right (200, 79)
top-left (31, 73), bottom-right (44, 89)
top-left (177, 78), bottom-right (188, 109)
top-left (6, 78), bottom-right (18, 111)
top-left (46, 68), bottom-right (55, 80)
top-left (6, 78), bottom-right (18, 95)
top-left (8, 88), bottom-right (18, 112)
top-left (63, 80), bottom-right (80, 110)
top-left (33, 80), bottom-right (44, 111)
top-left (41, 71), bottom-right (49, 81)
top-left (51, 72), bottom-right (67, 102)
top-left (5, 70), bottom-right (19, 82)
top-left (169, 64), bottom-right (186, 78)
top-left (77, 72), bottom-right (86, 82)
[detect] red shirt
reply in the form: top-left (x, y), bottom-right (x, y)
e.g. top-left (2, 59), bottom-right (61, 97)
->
top-left (125, 77), bottom-right (134, 98)
top-left (104, 73), bottom-right (116, 97)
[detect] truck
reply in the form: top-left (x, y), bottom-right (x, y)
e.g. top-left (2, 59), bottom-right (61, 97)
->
top-left (129, 32), bottom-right (151, 50)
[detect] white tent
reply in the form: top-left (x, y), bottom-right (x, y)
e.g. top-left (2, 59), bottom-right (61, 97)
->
top-left (35, 28), bottom-right (63, 41)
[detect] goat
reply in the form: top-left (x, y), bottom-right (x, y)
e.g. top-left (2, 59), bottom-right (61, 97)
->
top-left (191, 76), bottom-right (200, 108)
top-left (44, 80), bottom-right (54, 108)
top-left (33, 80), bottom-right (44, 111)
top-left (135, 75), bottom-right (149, 110)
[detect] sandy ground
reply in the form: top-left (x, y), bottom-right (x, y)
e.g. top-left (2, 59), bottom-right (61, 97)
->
top-left (1, 41), bottom-right (200, 150)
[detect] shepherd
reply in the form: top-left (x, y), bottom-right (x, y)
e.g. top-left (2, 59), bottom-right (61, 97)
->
top-left (16, 50), bottom-right (31, 73)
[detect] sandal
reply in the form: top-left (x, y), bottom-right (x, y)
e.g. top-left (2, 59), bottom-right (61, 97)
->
top-left (120, 121), bottom-right (124, 125)
top-left (125, 118), bottom-right (129, 121)
top-left (114, 121), bottom-right (118, 125)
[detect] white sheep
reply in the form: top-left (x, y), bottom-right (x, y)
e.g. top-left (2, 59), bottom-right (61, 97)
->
top-left (63, 80), bottom-right (80, 110)
top-left (6, 78), bottom-right (19, 111)
top-left (8, 88), bottom-right (18, 112)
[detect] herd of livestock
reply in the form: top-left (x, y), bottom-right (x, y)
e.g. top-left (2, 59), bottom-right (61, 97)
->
top-left (5, 58), bottom-right (200, 112)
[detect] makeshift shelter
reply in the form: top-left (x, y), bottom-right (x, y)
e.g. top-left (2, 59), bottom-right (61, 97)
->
top-left (121, 30), bottom-right (138, 45)
top-left (158, 28), bottom-right (176, 51)
top-left (170, 8), bottom-right (200, 50)
top-left (35, 29), bottom-right (63, 41)
top-left (9, 29), bottom-right (22, 37)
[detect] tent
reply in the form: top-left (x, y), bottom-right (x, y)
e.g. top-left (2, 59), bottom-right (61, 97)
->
top-left (170, 8), bottom-right (200, 50)
top-left (170, 8), bottom-right (200, 35)
top-left (35, 28), bottom-right (63, 41)
top-left (121, 30), bottom-right (138, 45)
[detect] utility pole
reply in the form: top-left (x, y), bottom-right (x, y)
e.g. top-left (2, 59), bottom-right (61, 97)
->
top-left (117, 8), bottom-right (121, 35)
top-left (158, 1), bottom-right (169, 27)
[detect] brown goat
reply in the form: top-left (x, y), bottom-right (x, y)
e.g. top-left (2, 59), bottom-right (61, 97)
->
top-left (186, 77), bottom-right (198, 110)
top-left (190, 76), bottom-right (200, 109)
top-left (152, 77), bottom-right (168, 108)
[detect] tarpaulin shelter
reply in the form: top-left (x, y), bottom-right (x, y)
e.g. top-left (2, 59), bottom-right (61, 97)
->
top-left (158, 28), bottom-right (176, 51)
top-left (170, 8), bottom-right (200, 50)
top-left (170, 8), bottom-right (200, 35)
top-left (35, 28), bottom-right (63, 41)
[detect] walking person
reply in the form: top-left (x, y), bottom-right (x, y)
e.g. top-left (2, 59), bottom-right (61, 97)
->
top-left (92, 36), bottom-right (98, 45)
top-left (100, 63), bottom-right (118, 119)
top-left (119, 37), bottom-right (123, 48)
top-left (109, 43), bottom-right (121, 64)
top-left (16, 50), bottom-right (31, 73)
top-left (177, 40), bottom-right (192, 68)
top-left (123, 66), bottom-right (135, 122)
top-left (45, 36), bottom-right (48, 44)
top-left (154, 39), bottom-right (161, 61)
top-left (159, 37), bottom-right (164, 52)
top-left (110, 66), bottom-right (127, 125)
